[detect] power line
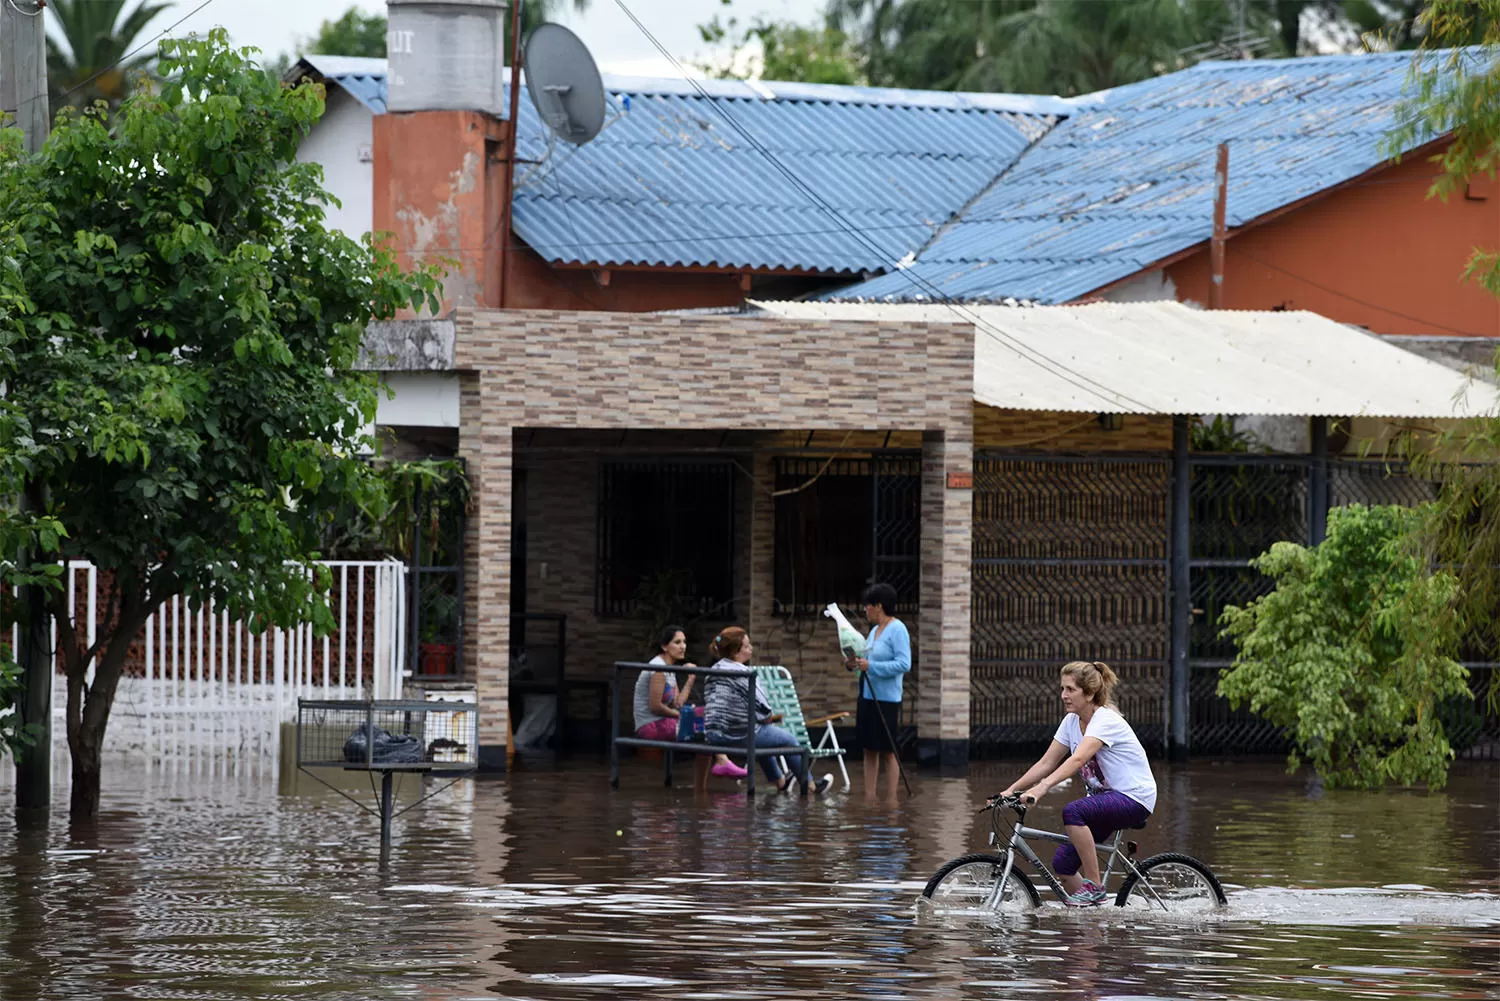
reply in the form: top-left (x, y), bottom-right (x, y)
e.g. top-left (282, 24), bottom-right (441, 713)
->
top-left (610, 0), bottom-right (1158, 414)
top-left (1235, 247), bottom-right (1487, 337)
top-left (2, 0), bottom-right (218, 116)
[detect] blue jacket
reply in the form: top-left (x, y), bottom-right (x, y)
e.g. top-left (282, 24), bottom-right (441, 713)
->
top-left (860, 618), bottom-right (911, 703)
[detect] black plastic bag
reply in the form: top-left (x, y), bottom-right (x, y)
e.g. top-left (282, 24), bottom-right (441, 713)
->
top-left (343, 722), bottom-right (423, 764)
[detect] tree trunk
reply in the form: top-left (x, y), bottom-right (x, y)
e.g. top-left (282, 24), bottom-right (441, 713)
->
top-left (66, 592), bottom-right (151, 824)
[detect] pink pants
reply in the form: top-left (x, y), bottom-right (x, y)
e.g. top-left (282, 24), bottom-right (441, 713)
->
top-left (636, 717), bottom-right (678, 741)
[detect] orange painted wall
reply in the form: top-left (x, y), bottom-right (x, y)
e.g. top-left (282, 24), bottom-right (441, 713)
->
top-left (373, 111), bottom-right (505, 312)
top-left (503, 249), bottom-right (748, 312)
top-left (1163, 151), bottom-right (1500, 337)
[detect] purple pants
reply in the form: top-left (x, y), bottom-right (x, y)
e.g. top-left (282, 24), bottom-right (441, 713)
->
top-left (1052, 791), bottom-right (1151, 875)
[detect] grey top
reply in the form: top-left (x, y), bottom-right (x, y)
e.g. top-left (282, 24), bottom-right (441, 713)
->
top-left (703, 659), bottom-right (771, 741)
top-left (632, 655), bottom-right (678, 733)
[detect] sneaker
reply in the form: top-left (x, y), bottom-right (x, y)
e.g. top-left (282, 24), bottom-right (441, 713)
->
top-left (798, 773), bottom-right (834, 796)
top-left (1066, 880), bottom-right (1108, 907)
top-left (712, 759), bottom-right (748, 778)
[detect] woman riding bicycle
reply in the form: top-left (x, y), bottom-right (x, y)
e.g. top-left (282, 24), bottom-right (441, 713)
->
top-left (998, 661), bottom-right (1156, 907)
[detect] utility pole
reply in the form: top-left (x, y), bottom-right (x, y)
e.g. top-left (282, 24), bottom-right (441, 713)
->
top-left (1, 0), bottom-right (50, 153)
top-left (2, 0), bottom-right (53, 816)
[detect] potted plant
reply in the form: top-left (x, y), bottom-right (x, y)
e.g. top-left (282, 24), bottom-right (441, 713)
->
top-left (417, 588), bottom-right (460, 675)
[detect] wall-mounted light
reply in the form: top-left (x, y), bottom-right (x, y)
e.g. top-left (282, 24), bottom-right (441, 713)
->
top-left (1098, 413), bottom-right (1123, 432)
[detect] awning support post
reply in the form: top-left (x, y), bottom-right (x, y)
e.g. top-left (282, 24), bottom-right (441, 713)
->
top-left (1168, 414), bottom-right (1191, 762)
top-left (1309, 417), bottom-right (1329, 546)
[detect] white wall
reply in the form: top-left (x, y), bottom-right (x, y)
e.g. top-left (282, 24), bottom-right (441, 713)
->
top-left (297, 88), bottom-right (374, 242)
top-left (378, 372), bottom-right (461, 428)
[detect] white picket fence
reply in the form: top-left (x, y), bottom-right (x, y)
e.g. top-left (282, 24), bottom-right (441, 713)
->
top-left (5, 559), bottom-right (408, 759)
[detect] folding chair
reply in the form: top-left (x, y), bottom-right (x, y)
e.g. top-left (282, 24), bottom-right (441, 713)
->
top-left (754, 665), bottom-right (851, 791)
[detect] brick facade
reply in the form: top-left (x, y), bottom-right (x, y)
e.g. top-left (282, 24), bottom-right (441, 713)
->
top-left (453, 309), bottom-right (974, 758)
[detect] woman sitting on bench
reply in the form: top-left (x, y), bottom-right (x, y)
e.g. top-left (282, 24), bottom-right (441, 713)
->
top-left (703, 627), bottom-right (833, 796)
top-left (633, 625), bottom-right (747, 779)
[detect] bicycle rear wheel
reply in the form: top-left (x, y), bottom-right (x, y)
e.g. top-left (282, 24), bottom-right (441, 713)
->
top-left (1114, 852), bottom-right (1226, 912)
top-left (922, 852), bottom-right (1041, 912)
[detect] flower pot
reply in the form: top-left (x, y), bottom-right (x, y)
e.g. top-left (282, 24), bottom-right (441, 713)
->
top-left (418, 642), bottom-right (457, 676)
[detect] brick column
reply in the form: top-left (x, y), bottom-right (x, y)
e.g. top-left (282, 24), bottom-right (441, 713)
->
top-left (745, 453), bottom-right (776, 649)
top-left (917, 427), bottom-right (972, 773)
top-left (459, 371), bottom-right (513, 769)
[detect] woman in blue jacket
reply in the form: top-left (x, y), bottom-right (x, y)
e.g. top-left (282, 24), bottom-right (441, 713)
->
top-left (847, 582), bottom-right (910, 799)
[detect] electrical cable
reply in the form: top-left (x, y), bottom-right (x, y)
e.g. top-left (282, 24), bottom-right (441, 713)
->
top-left (611, 0), bottom-right (1157, 415)
top-left (1234, 246), bottom-right (1487, 336)
top-left (2, 0), bottom-right (217, 117)
top-left (5, 0), bottom-right (43, 19)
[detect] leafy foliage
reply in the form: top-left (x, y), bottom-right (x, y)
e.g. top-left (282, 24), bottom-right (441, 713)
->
top-left (1382, 1), bottom-right (1500, 678)
top-left (699, 2), bottom-right (863, 84)
top-left (0, 30), bottom-right (443, 817)
top-left (306, 7), bottom-right (389, 58)
top-left (1218, 504), bottom-right (1472, 790)
top-left (46, 0), bottom-right (171, 111)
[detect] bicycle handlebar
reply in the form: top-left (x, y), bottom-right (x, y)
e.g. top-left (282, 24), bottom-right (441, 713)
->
top-left (981, 793), bottom-right (1036, 813)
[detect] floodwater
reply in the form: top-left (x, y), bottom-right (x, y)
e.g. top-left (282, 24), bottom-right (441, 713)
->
top-left (0, 756), bottom-right (1496, 1000)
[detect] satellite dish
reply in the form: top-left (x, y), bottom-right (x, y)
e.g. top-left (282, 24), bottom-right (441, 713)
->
top-left (524, 23), bottom-right (606, 146)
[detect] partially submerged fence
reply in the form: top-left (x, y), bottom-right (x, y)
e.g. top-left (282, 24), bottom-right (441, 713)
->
top-left (6, 559), bottom-right (407, 758)
top-left (971, 450), bottom-right (1499, 760)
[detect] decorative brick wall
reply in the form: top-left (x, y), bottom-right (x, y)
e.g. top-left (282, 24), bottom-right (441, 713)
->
top-left (452, 309), bottom-right (975, 757)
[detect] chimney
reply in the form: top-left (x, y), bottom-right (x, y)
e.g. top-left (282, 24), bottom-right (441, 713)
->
top-left (375, 0), bottom-right (510, 311)
top-left (387, 0), bottom-right (509, 115)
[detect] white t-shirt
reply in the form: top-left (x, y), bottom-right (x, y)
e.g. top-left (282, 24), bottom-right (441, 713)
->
top-left (1053, 706), bottom-right (1157, 813)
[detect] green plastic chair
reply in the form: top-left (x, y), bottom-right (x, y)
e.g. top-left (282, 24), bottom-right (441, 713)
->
top-left (754, 665), bottom-right (851, 790)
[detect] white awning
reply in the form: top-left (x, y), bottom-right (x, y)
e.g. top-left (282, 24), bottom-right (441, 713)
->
top-left (751, 299), bottom-right (1498, 418)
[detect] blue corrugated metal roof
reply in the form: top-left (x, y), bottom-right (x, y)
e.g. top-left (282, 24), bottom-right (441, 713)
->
top-left (508, 80), bottom-right (1059, 272)
top-left (294, 55), bottom-right (389, 114)
top-left (826, 51), bottom-right (1450, 304)
top-left (306, 60), bottom-right (1060, 273)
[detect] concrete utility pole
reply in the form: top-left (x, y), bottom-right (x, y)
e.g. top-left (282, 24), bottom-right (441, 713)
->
top-left (1, 0), bottom-right (50, 153)
top-left (2, 0), bottom-right (53, 816)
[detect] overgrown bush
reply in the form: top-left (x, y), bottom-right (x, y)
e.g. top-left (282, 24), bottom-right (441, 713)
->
top-left (1218, 504), bottom-right (1473, 790)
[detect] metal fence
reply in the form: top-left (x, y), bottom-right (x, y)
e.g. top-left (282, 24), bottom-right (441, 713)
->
top-left (5, 559), bottom-right (407, 759)
top-left (971, 452), bottom-right (1499, 760)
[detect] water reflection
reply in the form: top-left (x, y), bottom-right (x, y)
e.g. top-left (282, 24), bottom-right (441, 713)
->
top-left (0, 757), bottom-right (1493, 999)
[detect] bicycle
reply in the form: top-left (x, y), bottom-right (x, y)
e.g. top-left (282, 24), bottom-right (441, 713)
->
top-left (922, 793), bottom-right (1227, 913)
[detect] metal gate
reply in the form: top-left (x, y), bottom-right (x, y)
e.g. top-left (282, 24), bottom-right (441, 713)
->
top-left (971, 455), bottom-right (1169, 752)
top-left (971, 452), bottom-right (1498, 759)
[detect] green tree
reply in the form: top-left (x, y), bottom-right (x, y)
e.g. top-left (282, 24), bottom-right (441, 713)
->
top-left (45, 0), bottom-right (171, 111)
top-left (1383, 1), bottom-right (1500, 699)
top-left (698, 1), bottom-right (862, 83)
top-left (827, 0), bottom-right (1241, 95)
top-left (0, 29), bottom-right (442, 820)
top-left (307, 6), bottom-right (388, 58)
top-left (1217, 504), bottom-right (1471, 790)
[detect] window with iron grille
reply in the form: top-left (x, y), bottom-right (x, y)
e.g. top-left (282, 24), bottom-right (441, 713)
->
top-left (596, 460), bottom-right (735, 617)
top-left (773, 455), bottom-right (920, 616)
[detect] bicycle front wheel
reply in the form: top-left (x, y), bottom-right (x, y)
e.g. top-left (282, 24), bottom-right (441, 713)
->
top-left (922, 852), bottom-right (1041, 912)
top-left (1114, 852), bottom-right (1226, 912)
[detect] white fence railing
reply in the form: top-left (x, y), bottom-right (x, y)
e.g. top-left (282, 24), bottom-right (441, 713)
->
top-left (5, 559), bottom-right (407, 758)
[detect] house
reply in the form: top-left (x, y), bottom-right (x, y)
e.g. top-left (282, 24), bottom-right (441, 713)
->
top-left (288, 21), bottom-right (1500, 769)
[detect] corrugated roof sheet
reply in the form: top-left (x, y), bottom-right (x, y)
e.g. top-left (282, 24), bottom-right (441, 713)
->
top-left (752, 300), bottom-right (1498, 418)
top-left (507, 78), bottom-right (1061, 273)
top-left (292, 55), bottom-right (389, 114)
top-left (304, 60), bottom-right (1061, 273)
top-left (825, 51), bottom-right (1452, 304)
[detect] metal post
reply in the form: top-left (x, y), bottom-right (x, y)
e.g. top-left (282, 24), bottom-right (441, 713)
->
top-left (1168, 415), bottom-right (1191, 762)
top-left (379, 770), bottom-right (395, 846)
top-left (5, 0), bottom-right (52, 815)
top-left (609, 668), bottom-right (620, 788)
top-left (1209, 142), bottom-right (1229, 310)
top-left (744, 675), bottom-right (756, 798)
top-left (496, 0), bottom-right (524, 307)
top-left (1309, 417), bottom-right (1329, 546)
top-left (409, 481), bottom-right (423, 677)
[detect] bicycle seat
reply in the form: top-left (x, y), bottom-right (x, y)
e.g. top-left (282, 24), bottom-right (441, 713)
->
top-left (1127, 822), bottom-right (1148, 830)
